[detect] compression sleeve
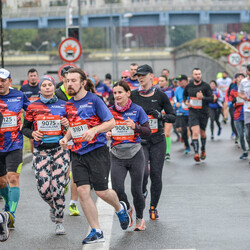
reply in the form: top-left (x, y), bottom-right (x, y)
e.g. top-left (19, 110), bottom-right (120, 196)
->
top-left (134, 121), bottom-right (151, 137)
top-left (21, 119), bottom-right (34, 139)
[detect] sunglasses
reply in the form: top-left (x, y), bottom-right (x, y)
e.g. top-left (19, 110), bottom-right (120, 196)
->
top-left (121, 76), bottom-right (128, 79)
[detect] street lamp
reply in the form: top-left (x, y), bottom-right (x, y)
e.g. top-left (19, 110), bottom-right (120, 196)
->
top-left (25, 41), bottom-right (49, 67)
top-left (124, 32), bottom-right (133, 51)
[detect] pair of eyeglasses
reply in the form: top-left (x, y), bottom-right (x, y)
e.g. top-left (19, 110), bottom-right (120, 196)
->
top-left (121, 76), bottom-right (128, 79)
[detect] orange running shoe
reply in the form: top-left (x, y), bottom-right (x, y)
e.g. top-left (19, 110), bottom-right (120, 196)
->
top-left (194, 153), bottom-right (200, 162)
top-left (128, 205), bottom-right (133, 227)
top-left (134, 218), bottom-right (146, 231)
top-left (149, 206), bottom-right (159, 220)
top-left (200, 151), bottom-right (206, 160)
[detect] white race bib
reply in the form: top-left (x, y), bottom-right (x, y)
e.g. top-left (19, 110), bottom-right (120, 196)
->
top-left (37, 115), bottom-right (61, 136)
top-left (147, 115), bottom-right (158, 133)
top-left (111, 121), bottom-right (134, 140)
top-left (0, 112), bottom-right (18, 132)
top-left (69, 120), bottom-right (89, 142)
top-left (181, 101), bottom-right (189, 110)
top-left (190, 98), bottom-right (202, 109)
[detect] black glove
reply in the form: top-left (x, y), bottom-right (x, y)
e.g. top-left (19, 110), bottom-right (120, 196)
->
top-left (232, 97), bottom-right (236, 104)
top-left (148, 109), bottom-right (162, 119)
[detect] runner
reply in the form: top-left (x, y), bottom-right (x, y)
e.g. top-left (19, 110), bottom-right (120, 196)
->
top-left (108, 80), bottom-right (151, 231)
top-left (59, 68), bottom-right (129, 244)
top-left (125, 63), bottom-right (139, 90)
top-left (130, 64), bottom-right (176, 220)
top-left (183, 68), bottom-right (213, 162)
top-left (92, 74), bottom-right (112, 100)
top-left (174, 75), bottom-right (191, 154)
top-left (0, 68), bottom-right (30, 230)
top-left (158, 75), bottom-right (175, 160)
top-left (21, 68), bottom-right (39, 86)
top-left (208, 80), bottom-right (223, 140)
top-left (55, 69), bottom-right (80, 217)
top-left (22, 75), bottom-right (70, 235)
top-left (229, 73), bottom-right (249, 159)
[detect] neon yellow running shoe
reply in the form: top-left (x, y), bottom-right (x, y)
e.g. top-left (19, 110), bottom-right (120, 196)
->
top-left (69, 203), bottom-right (80, 216)
top-left (65, 172), bottom-right (72, 194)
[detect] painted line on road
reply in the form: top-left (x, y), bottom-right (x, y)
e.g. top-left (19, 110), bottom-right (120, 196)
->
top-left (82, 180), bottom-right (114, 250)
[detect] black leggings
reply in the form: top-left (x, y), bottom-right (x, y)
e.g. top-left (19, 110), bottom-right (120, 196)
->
top-left (142, 139), bottom-right (166, 208)
top-left (110, 148), bottom-right (145, 219)
top-left (229, 107), bottom-right (238, 136)
top-left (209, 107), bottom-right (221, 135)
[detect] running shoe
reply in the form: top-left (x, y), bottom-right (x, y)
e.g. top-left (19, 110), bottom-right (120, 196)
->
top-left (82, 229), bottom-right (104, 244)
top-left (211, 135), bottom-right (214, 140)
top-left (149, 206), bottom-right (159, 220)
top-left (64, 172), bottom-right (71, 194)
top-left (184, 147), bottom-right (191, 154)
top-left (50, 208), bottom-right (56, 223)
top-left (231, 132), bottom-right (235, 139)
top-left (0, 212), bottom-right (10, 242)
top-left (127, 205), bottom-right (133, 227)
top-left (69, 203), bottom-right (80, 216)
top-left (217, 127), bottom-right (222, 136)
top-left (194, 153), bottom-right (200, 162)
top-left (165, 153), bottom-right (170, 161)
top-left (7, 212), bottom-right (15, 230)
top-left (134, 218), bottom-right (146, 231)
top-left (235, 137), bottom-right (239, 144)
top-left (200, 151), bottom-right (206, 160)
top-left (55, 223), bottom-right (66, 235)
top-left (116, 201), bottom-right (129, 230)
top-left (239, 152), bottom-right (248, 160)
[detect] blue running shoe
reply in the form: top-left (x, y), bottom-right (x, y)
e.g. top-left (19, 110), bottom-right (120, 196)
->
top-left (82, 229), bottom-right (104, 244)
top-left (217, 127), bottom-right (222, 136)
top-left (184, 147), bottom-right (191, 154)
top-left (116, 201), bottom-right (129, 230)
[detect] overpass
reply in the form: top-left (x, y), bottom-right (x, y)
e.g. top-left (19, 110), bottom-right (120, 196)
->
top-left (2, 0), bottom-right (250, 29)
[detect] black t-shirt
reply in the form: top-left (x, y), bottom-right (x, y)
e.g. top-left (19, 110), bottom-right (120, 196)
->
top-left (183, 80), bottom-right (213, 114)
top-left (20, 84), bottom-right (40, 102)
top-left (131, 88), bottom-right (176, 144)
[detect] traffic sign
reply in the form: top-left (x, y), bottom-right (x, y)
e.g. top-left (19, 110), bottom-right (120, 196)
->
top-left (58, 63), bottom-right (77, 82)
top-left (58, 38), bottom-right (82, 63)
top-left (227, 52), bottom-right (242, 67)
top-left (238, 41), bottom-right (250, 58)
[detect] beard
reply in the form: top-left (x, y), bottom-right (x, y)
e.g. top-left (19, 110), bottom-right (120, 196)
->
top-left (68, 85), bottom-right (82, 96)
top-left (194, 79), bottom-right (201, 83)
top-left (30, 81), bottom-right (37, 86)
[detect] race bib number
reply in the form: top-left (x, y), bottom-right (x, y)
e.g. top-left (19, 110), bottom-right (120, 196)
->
top-left (37, 115), bottom-right (61, 136)
top-left (147, 115), bottom-right (158, 133)
top-left (69, 120), bottom-right (88, 143)
top-left (0, 112), bottom-right (18, 132)
top-left (190, 97), bottom-right (202, 109)
top-left (236, 97), bottom-right (244, 106)
top-left (111, 120), bottom-right (134, 140)
top-left (181, 101), bottom-right (189, 110)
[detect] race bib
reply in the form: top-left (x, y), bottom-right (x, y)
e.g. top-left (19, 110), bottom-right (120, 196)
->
top-left (190, 97), bottom-right (202, 109)
top-left (69, 120), bottom-right (88, 143)
top-left (0, 111), bottom-right (18, 132)
top-left (147, 115), bottom-right (158, 133)
top-left (247, 99), bottom-right (250, 109)
top-left (29, 95), bottom-right (40, 103)
top-left (37, 115), bottom-right (61, 136)
top-left (111, 120), bottom-right (134, 140)
top-left (236, 97), bottom-right (244, 106)
top-left (181, 101), bottom-right (189, 110)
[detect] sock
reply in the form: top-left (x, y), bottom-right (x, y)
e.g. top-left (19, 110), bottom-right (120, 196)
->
top-left (69, 200), bottom-right (77, 206)
top-left (95, 229), bottom-right (102, 234)
top-left (0, 184), bottom-right (10, 211)
top-left (166, 137), bottom-right (171, 154)
top-left (192, 139), bottom-right (199, 154)
top-left (9, 187), bottom-right (20, 216)
top-left (201, 137), bottom-right (206, 151)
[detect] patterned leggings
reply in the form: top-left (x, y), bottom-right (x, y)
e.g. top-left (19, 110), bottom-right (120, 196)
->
top-left (33, 147), bottom-right (70, 223)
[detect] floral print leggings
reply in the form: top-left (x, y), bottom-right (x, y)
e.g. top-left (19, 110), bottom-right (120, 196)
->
top-left (33, 146), bottom-right (70, 223)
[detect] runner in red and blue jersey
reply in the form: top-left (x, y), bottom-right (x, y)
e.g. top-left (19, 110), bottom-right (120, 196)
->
top-left (208, 80), bottom-right (223, 140)
top-left (108, 81), bottom-right (150, 231)
top-left (92, 74), bottom-right (111, 100)
top-left (125, 63), bottom-right (139, 90)
top-left (229, 73), bottom-right (249, 160)
top-left (59, 68), bottom-right (129, 244)
top-left (159, 75), bottom-right (175, 160)
top-left (0, 68), bottom-right (30, 231)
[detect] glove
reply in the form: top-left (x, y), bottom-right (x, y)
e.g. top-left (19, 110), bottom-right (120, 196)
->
top-left (148, 110), bottom-right (162, 119)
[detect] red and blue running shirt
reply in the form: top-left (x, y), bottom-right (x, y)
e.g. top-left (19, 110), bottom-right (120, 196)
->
top-left (125, 78), bottom-right (139, 90)
top-left (0, 89), bottom-right (30, 152)
top-left (20, 84), bottom-right (40, 103)
top-left (161, 86), bottom-right (175, 101)
top-left (109, 102), bottom-right (149, 147)
top-left (229, 83), bottom-right (244, 121)
top-left (65, 92), bottom-right (113, 155)
top-left (95, 82), bottom-right (112, 98)
top-left (24, 99), bottom-right (67, 148)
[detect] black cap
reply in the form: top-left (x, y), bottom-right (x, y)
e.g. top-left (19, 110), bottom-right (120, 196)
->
top-left (134, 64), bottom-right (153, 76)
top-left (176, 74), bottom-right (188, 81)
top-left (105, 73), bottom-right (112, 79)
top-left (247, 64), bottom-right (250, 71)
top-left (234, 73), bottom-right (245, 78)
top-left (61, 66), bottom-right (74, 76)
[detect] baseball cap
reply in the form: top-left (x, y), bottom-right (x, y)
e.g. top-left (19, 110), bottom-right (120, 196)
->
top-left (247, 64), bottom-right (250, 71)
top-left (176, 74), bottom-right (188, 81)
top-left (105, 73), bottom-right (112, 80)
top-left (61, 66), bottom-right (74, 77)
top-left (134, 64), bottom-right (153, 76)
top-left (0, 68), bottom-right (11, 79)
top-left (234, 73), bottom-right (245, 78)
top-left (121, 70), bottom-right (130, 78)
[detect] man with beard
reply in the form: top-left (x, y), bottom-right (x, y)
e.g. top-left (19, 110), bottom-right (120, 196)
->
top-left (183, 68), bottom-right (213, 162)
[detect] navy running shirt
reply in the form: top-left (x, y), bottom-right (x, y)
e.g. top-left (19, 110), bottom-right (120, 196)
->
top-left (20, 83), bottom-right (40, 103)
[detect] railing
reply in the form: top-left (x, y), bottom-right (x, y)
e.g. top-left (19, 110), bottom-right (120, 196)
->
top-left (2, 0), bottom-right (249, 18)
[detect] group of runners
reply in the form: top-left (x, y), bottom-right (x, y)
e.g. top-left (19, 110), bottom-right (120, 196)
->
top-left (0, 62), bottom-right (249, 245)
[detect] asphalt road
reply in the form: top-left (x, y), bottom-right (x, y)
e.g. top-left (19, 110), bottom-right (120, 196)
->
top-left (1, 121), bottom-right (250, 250)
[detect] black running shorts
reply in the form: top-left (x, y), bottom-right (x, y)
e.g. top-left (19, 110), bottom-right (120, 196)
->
top-left (0, 149), bottom-right (23, 177)
top-left (189, 111), bottom-right (209, 131)
top-left (71, 146), bottom-right (110, 191)
top-left (175, 115), bottom-right (189, 129)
